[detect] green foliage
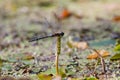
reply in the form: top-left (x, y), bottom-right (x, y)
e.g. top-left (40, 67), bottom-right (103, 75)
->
top-left (114, 39), bottom-right (120, 52)
top-left (39, 67), bottom-right (66, 77)
top-left (114, 45), bottom-right (120, 51)
top-left (84, 77), bottom-right (98, 80)
top-left (0, 0), bottom-right (120, 79)
top-left (110, 53), bottom-right (120, 60)
top-left (0, 58), bottom-right (3, 67)
top-left (37, 67), bottom-right (66, 80)
top-left (110, 39), bottom-right (120, 60)
top-left (37, 74), bottom-right (52, 80)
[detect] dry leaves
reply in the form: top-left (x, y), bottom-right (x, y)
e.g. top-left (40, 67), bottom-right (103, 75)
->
top-left (72, 41), bottom-right (88, 50)
top-left (59, 8), bottom-right (71, 19)
top-left (112, 16), bottom-right (120, 22)
top-left (67, 39), bottom-right (88, 50)
top-left (87, 49), bottom-right (110, 59)
top-left (22, 52), bottom-right (34, 60)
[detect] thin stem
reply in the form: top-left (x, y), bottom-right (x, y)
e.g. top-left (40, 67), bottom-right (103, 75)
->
top-left (55, 53), bottom-right (59, 75)
top-left (57, 36), bottom-right (61, 55)
top-left (93, 49), bottom-right (106, 73)
top-left (93, 49), bottom-right (107, 79)
top-left (56, 36), bottom-right (61, 75)
top-left (93, 59), bottom-right (99, 74)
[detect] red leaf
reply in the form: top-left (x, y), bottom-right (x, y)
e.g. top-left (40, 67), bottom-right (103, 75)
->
top-left (59, 8), bottom-right (71, 19)
top-left (112, 16), bottom-right (120, 22)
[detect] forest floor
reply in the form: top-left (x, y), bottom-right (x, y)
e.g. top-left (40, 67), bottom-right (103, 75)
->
top-left (0, 0), bottom-right (120, 80)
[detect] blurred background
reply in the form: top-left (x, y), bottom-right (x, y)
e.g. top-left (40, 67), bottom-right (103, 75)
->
top-left (0, 0), bottom-right (120, 49)
top-left (0, 0), bottom-right (120, 78)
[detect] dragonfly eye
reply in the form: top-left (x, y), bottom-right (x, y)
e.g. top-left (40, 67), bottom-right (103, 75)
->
top-left (52, 32), bottom-right (64, 37)
top-left (59, 32), bottom-right (64, 36)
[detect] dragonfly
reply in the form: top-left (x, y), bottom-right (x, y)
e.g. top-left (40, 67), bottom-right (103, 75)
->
top-left (29, 32), bottom-right (64, 42)
top-left (29, 32), bottom-right (64, 75)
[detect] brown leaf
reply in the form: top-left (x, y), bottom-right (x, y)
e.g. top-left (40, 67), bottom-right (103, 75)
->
top-left (87, 50), bottom-right (110, 59)
top-left (22, 52), bottom-right (34, 60)
top-left (112, 16), bottom-right (120, 22)
top-left (59, 8), bottom-right (71, 19)
top-left (74, 41), bottom-right (88, 49)
top-left (67, 40), bottom-right (88, 50)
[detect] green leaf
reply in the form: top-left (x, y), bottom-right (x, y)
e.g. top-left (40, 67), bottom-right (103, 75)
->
top-left (84, 77), bottom-right (98, 80)
top-left (110, 53), bottom-right (120, 60)
top-left (0, 59), bottom-right (3, 68)
top-left (0, 58), bottom-right (7, 68)
top-left (37, 67), bottom-right (66, 80)
top-left (67, 40), bottom-right (73, 48)
top-left (37, 74), bottom-right (53, 80)
top-left (114, 39), bottom-right (120, 52)
top-left (116, 39), bottom-right (120, 45)
top-left (114, 44), bottom-right (120, 52)
top-left (39, 67), bottom-right (66, 77)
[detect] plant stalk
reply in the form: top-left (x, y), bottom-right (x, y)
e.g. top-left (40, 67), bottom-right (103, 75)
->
top-left (56, 36), bottom-right (61, 75)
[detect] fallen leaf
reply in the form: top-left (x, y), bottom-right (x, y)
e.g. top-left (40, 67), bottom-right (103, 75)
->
top-left (84, 77), bottom-right (98, 80)
top-left (40, 67), bottom-right (66, 78)
top-left (67, 40), bottom-right (88, 50)
top-left (59, 8), bottom-right (71, 19)
top-left (112, 16), bottom-right (120, 22)
top-left (73, 41), bottom-right (88, 49)
top-left (37, 74), bottom-right (53, 80)
top-left (114, 44), bottom-right (120, 52)
top-left (22, 52), bottom-right (34, 60)
top-left (114, 39), bottom-right (120, 52)
top-left (87, 50), bottom-right (110, 59)
top-left (110, 53), bottom-right (120, 60)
